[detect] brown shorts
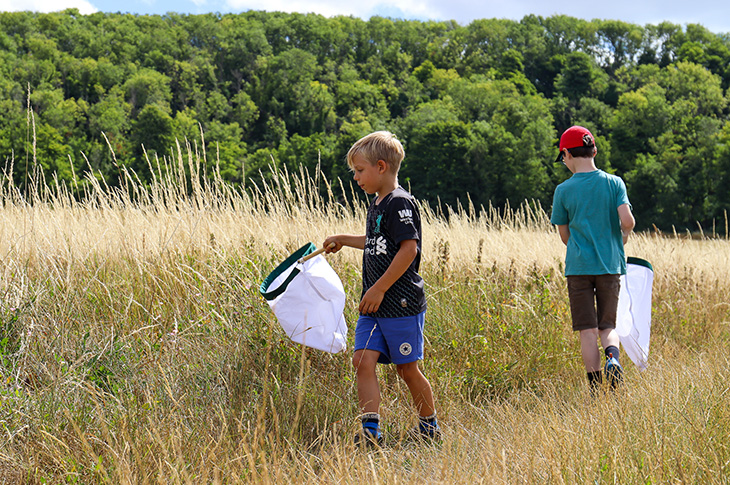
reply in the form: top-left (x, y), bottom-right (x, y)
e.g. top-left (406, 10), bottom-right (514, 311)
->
top-left (566, 274), bottom-right (621, 331)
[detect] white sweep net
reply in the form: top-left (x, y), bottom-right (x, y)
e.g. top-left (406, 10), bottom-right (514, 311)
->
top-left (260, 243), bottom-right (348, 353)
top-left (616, 257), bottom-right (654, 371)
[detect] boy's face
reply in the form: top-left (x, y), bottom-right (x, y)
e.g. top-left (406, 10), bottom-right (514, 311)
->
top-left (351, 153), bottom-right (386, 195)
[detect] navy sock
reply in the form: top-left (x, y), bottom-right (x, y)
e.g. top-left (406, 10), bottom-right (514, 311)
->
top-left (419, 412), bottom-right (437, 423)
top-left (605, 345), bottom-right (620, 361)
top-left (587, 370), bottom-right (602, 389)
top-left (418, 412), bottom-right (438, 429)
top-left (361, 413), bottom-right (380, 436)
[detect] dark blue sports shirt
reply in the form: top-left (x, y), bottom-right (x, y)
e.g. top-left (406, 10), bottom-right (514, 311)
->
top-left (361, 186), bottom-right (427, 317)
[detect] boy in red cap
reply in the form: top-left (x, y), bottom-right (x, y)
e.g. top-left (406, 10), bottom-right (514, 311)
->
top-left (550, 126), bottom-right (636, 391)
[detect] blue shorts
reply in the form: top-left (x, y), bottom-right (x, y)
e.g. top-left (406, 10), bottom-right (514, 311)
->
top-left (354, 311), bottom-right (425, 364)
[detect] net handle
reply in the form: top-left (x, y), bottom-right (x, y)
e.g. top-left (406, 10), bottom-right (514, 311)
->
top-left (299, 242), bottom-right (335, 263)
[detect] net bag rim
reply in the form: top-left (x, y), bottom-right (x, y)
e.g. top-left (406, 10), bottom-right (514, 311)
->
top-left (627, 256), bottom-right (653, 272)
top-left (259, 242), bottom-right (316, 300)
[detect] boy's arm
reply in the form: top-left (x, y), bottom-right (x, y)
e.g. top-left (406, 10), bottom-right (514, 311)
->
top-left (359, 239), bottom-right (418, 314)
top-left (323, 234), bottom-right (366, 252)
top-left (557, 224), bottom-right (570, 246)
top-left (617, 203), bottom-right (635, 244)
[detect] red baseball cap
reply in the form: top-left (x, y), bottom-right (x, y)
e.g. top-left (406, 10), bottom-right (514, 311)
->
top-left (555, 126), bottom-right (595, 163)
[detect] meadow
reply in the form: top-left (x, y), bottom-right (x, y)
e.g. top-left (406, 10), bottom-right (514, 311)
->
top-left (1, 146), bottom-right (729, 483)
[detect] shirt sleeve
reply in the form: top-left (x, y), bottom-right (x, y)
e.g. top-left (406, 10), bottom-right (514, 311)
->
top-left (386, 195), bottom-right (420, 244)
top-left (550, 186), bottom-right (568, 226)
top-left (615, 177), bottom-right (631, 208)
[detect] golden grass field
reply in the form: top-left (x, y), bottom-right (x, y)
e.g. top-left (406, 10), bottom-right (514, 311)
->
top-left (0, 153), bottom-right (729, 483)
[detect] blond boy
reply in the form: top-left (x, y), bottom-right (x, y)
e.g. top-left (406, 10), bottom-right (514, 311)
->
top-left (324, 131), bottom-right (439, 445)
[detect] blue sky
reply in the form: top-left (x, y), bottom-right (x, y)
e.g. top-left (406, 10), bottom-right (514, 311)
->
top-left (2, 0), bottom-right (730, 34)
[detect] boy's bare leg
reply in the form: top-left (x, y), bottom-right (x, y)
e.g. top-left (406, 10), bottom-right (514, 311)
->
top-left (395, 361), bottom-right (435, 417)
top-left (353, 349), bottom-right (381, 413)
top-left (579, 328), bottom-right (601, 372)
top-left (598, 328), bottom-right (620, 354)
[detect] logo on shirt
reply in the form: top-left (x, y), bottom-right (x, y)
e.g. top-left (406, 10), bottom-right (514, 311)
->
top-left (374, 214), bottom-right (382, 233)
top-left (399, 342), bottom-right (412, 356)
top-left (376, 236), bottom-right (387, 255)
top-left (398, 209), bottom-right (413, 225)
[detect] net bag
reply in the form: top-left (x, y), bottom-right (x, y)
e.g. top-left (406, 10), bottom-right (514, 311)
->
top-left (616, 257), bottom-right (654, 371)
top-left (260, 243), bottom-right (347, 353)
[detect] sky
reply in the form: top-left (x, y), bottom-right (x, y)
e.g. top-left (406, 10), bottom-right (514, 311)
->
top-left (2, 0), bottom-right (730, 35)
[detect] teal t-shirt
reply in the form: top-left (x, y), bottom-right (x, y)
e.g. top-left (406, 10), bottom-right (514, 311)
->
top-left (550, 169), bottom-right (630, 276)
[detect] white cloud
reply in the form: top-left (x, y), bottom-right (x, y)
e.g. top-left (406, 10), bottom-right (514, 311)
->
top-left (224, 0), bottom-right (442, 20)
top-left (0, 0), bottom-right (98, 14)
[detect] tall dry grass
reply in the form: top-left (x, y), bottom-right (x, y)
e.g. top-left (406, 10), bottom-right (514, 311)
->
top-left (0, 141), bottom-right (729, 483)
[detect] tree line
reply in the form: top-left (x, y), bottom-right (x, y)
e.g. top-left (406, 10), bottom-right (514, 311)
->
top-left (1, 9), bottom-right (729, 230)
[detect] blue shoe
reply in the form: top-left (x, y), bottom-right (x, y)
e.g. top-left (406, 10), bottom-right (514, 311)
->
top-left (605, 354), bottom-right (624, 389)
top-left (354, 424), bottom-right (383, 448)
top-left (408, 419), bottom-right (442, 442)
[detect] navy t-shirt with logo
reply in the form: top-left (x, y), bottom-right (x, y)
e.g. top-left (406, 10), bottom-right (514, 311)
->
top-left (361, 186), bottom-right (427, 318)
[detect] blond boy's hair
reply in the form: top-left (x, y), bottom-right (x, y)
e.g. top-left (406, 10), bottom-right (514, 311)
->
top-left (346, 131), bottom-right (405, 174)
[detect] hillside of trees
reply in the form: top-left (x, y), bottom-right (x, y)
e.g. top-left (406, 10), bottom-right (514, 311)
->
top-left (1, 9), bottom-right (729, 230)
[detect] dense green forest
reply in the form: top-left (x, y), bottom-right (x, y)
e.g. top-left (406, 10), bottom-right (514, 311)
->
top-left (1, 9), bottom-right (729, 230)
